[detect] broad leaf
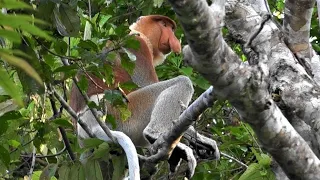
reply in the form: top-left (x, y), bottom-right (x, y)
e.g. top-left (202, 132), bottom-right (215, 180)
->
top-left (0, 145), bottom-right (10, 167)
top-left (0, 50), bottom-right (43, 85)
top-left (0, 0), bottom-right (32, 9)
top-left (68, 162), bottom-right (85, 180)
top-left (0, 67), bottom-right (23, 106)
top-left (84, 159), bottom-right (103, 180)
top-left (53, 3), bottom-right (80, 37)
top-left (58, 164), bottom-right (71, 180)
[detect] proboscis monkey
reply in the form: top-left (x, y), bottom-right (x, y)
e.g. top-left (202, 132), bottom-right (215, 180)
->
top-left (70, 15), bottom-right (219, 180)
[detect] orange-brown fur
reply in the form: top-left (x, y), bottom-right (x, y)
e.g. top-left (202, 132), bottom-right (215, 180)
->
top-left (70, 15), bottom-right (180, 123)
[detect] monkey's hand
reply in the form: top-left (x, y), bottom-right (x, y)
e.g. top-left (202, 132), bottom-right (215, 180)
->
top-left (184, 126), bottom-right (220, 160)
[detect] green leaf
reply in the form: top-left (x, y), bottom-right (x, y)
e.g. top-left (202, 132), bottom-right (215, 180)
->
top-left (0, 14), bottom-right (52, 40)
top-left (0, 145), bottom-right (10, 167)
top-left (111, 155), bottom-right (126, 180)
top-left (0, 0), bottom-right (32, 9)
top-left (68, 162), bottom-right (85, 180)
top-left (53, 64), bottom-right (78, 73)
top-left (119, 81), bottom-right (138, 92)
top-left (8, 140), bottom-right (20, 148)
top-left (0, 111), bottom-right (22, 121)
top-left (53, 3), bottom-right (80, 37)
top-left (124, 37), bottom-right (140, 50)
top-left (259, 154), bottom-right (272, 167)
top-left (18, 23), bottom-right (52, 40)
top-left (0, 29), bottom-right (21, 44)
top-left (52, 118), bottom-right (73, 128)
top-left (58, 164), bottom-right (71, 180)
top-left (104, 89), bottom-right (128, 107)
top-left (78, 40), bottom-right (98, 52)
top-left (78, 75), bottom-right (89, 92)
top-left (54, 40), bottom-right (68, 55)
top-left (120, 52), bottom-right (135, 75)
top-left (238, 163), bottom-right (261, 180)
top-left (84, 159), bottom-right (103, 180)
top-left (98, 15), bottom-right (112, 28)
top-left (0, 14), bottom-right (48, 26)
top-left (0, 50), bottom-right (43, 85)
top-left (0, 120), bottom-right (8, 136)
top-left (82, 138), bottom-right (105, 149)
top-left (153, 0), bottom-right (164, 7)
top-left (106, 114), bottom-right (116, 129)
top-left (40, 164), bottom-right (58, 180)
top-left (83, 21), bottom-right (92, 40)
top-left (118, 106), bottom-right (131, 121)
top-left (92, 142), bottom-right (110, 160)
top-left (179, 67), bottom-right (193, 76)
top-left (193, 75), bottom-right (210, 90)
top-left (0, 67), bottom-right (23, 106)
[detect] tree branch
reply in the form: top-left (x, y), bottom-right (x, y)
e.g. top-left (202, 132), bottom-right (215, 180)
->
top-left (168, 0), bottom-right (320, 179)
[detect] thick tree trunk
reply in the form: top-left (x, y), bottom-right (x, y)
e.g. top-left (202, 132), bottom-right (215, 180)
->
top-left (168, 0), bottom-right (320, 179)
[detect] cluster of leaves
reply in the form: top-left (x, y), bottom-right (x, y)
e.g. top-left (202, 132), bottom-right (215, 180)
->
top-left (0, 0), bottom-right (286, 179)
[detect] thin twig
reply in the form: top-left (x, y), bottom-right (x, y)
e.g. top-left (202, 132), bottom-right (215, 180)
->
top-left (60, 58), bottom-right (115, 142)
top-left (48, 84), bottom-right (95, 138)
top-left (34, 38), bottom-right (80, 61)
top-left (221, 152), bottom-right (248, 168)
top-left (58, 127), bottom-right (76, 161)
top-left (72, 77), bottom-right (115, 142)
top-left (48, 90), bottom-right (76, 161)
top-left (21, 145), bottom-right (66, 158)
top-left (27, 147), bottom-right (36, 179)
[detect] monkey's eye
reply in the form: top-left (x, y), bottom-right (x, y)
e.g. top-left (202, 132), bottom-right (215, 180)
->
top-left (137, 17), bottom-right (142, 21)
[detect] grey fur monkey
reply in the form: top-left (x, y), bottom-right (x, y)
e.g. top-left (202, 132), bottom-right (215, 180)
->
top-left (70, 15), bottom-right (219, 180)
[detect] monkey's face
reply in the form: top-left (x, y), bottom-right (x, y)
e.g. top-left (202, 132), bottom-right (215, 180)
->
top-left (130, 15), bottom-right (181, 56)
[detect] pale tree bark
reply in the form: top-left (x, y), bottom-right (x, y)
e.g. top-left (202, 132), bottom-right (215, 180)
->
top-left (168, 0), bottom-right (320, 179)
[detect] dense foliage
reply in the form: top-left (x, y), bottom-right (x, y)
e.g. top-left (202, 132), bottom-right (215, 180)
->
top-left (0, 0), bottom-right (319, 179)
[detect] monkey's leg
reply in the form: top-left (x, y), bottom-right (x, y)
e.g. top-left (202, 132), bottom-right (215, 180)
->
top-left (142, 76), bottom-right (194, 178)
top-left (143, 76), bottom-right (194, 142)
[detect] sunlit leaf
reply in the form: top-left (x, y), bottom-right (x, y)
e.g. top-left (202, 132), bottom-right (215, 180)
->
top-left (0, 51), bottom-right (43, 85)
top-left (0, 67), bottom-right (23, 106)
top-left (153, 0), bottom-right (164, 7)
top-left (0, 29), bottom-right (21, 43)
top-left (82, 138), bottom-right (104, 149)
top-left (0, 0), bottom-right (32, 9)
top-left (83, 21), bottom-right (92, 40)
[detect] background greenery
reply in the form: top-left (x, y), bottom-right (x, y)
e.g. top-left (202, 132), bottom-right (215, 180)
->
top-left (0, 0), bottom-right (317, 179)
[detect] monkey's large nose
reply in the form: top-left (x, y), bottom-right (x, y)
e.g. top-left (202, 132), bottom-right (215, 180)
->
top-left (169, 36), bottom-right (181, 54)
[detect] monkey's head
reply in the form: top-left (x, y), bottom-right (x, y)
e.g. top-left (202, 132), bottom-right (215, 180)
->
top-left (129, 15), bottom-right (181, 66)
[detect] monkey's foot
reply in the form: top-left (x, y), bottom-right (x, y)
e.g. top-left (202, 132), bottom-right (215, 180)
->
top-left (185, 131), bottom-right (220, 160)
top-left (168, 143), bottom-right (196, 179)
